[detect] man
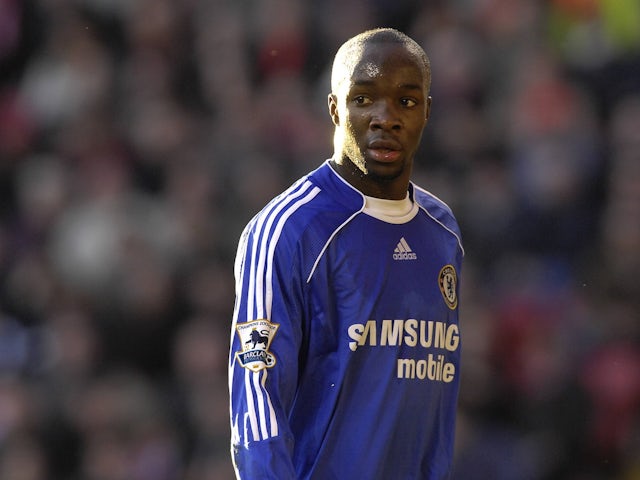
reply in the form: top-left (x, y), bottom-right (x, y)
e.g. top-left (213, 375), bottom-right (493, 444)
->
top-left (229, 28), bottom-right (464, 479)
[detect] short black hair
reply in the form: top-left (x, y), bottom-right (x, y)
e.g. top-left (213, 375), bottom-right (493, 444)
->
top-left (331, 28), bottom-right (431, 93)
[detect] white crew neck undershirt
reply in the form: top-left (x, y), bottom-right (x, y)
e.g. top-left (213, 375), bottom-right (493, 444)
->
top-left (362, 193), bottom-right (419, 224)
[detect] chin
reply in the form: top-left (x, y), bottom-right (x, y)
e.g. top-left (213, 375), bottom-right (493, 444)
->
top-left (366, 156), bottom-right (407, 178)
top-left (365, 164), bottom-right (405, 183)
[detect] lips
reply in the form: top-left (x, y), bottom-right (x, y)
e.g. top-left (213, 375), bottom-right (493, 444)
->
top-left (367, 138), bottom-right (402, 162)
top-left (368, 138), bottom-right (402, 151)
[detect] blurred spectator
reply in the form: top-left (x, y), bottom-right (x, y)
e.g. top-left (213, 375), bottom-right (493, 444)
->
top-left (0, 1), bottom-right (638, 479)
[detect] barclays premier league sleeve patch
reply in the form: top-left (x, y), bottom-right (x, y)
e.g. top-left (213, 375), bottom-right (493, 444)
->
top-left (234, 319), bottom-right (279, 372)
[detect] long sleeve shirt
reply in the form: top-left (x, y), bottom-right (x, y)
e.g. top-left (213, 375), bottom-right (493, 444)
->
top-left (229, 160), bottom-right (464, 479)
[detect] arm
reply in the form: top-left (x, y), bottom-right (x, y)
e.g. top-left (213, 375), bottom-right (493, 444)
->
top-left (229, 218), bottom-right (303, 479)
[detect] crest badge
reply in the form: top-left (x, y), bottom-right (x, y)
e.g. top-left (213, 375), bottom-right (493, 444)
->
top-left (438, 264), bottom-right (458, 310)
top-left (235, 319), bottom-right (279, 372)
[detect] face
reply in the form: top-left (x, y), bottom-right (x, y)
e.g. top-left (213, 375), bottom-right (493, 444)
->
top-left (329, 42), bottom-right (432, 199)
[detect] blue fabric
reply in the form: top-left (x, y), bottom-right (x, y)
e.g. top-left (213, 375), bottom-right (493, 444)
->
top-left (230, 161), bottom-right (464, 479)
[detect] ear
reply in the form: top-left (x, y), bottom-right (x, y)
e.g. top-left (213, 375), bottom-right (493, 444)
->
top-left (425, 96), bottom-right (432, 123)
top-left (328, 93), bottom-right (340, 126)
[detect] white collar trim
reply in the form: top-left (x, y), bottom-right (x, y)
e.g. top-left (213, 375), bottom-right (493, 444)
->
top-left (362, 193), bottom-right (418, 224)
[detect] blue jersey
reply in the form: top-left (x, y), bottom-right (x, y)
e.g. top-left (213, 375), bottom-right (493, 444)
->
top-left (229, 161), bottom-right (464, 479)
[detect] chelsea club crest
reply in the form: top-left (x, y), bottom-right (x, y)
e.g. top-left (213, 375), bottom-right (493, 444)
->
top-left (438, 264), bottom-right (458, 310)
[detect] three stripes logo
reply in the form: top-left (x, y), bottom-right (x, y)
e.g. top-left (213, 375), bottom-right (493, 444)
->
top-left (393, 237), bottom-right (417, 260)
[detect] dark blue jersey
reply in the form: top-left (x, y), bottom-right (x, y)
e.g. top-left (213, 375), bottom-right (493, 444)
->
top-left (229, 161), bottom-right (464, 479)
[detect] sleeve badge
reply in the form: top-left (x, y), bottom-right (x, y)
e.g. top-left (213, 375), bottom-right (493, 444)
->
top-left (438, 264), bottom-right (458, 310)
top-left (234, 319), bottom-right (279, 372)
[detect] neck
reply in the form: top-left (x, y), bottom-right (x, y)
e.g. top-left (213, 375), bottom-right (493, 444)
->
top-left (330, 155), bottom-right (410, 200)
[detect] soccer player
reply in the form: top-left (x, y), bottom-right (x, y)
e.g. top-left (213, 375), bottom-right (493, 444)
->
top-left (229, 28), bottom-right (464, 479)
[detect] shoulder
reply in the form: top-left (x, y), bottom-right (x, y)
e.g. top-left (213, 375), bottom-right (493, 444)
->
top-left (240, 161), bottom-right (364, 265)
top-left (411, 183), bottom-right (464, 255)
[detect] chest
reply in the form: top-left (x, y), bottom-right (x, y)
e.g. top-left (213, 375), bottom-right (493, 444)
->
top-left (302, 214), bottom-right (461, 378)
top-left (308, 215), bottom-right (459, 325)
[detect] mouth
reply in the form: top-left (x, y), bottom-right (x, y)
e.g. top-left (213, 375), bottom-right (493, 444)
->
top-left (367, 139), bottom-right (402, 162)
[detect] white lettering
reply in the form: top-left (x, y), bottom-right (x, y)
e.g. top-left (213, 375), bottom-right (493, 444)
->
top-left (434, 322), bottom-right (447, 349)
top-left (347, 320), bottom-right (377, 351)
top-left (348, 324), bottom-right (363, 352)
top-left (381, 319), bottom-right (403, 346)
top-left (445, 324), bottom-right (460, 351)
top-left (348, 319), bottom-right (459, 353)
top-left (404, 319), bottom-right (418, 347)
top-left (392, 252), bottom-right (417, 260)
top-left (419, 321), bottom-right (434, 348)
top-left (397, 354), bottom-right (456, 383)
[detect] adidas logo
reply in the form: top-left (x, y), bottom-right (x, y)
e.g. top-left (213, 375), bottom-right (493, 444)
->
top-left (393, 237), bottom-right (417, 260)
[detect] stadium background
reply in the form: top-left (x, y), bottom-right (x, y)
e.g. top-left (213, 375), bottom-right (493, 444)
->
top-left (0, 0), bottom-right (639, 478)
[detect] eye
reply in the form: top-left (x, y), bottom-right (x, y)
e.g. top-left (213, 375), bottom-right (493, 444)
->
top-left (353, 95), bottom-right (372, 106)
top-left (401, 98), bottom-right (417, 107)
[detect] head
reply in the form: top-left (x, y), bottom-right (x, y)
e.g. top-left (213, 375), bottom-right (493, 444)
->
top-left (328, 28), bottom-right (432, 199)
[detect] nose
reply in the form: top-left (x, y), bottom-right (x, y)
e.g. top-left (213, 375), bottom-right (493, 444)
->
top-left (370, 100), bottom-right (401, 131)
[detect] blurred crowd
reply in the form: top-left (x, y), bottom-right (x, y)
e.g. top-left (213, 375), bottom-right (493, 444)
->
top-left (0, 0), bottom-right (639, 479)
